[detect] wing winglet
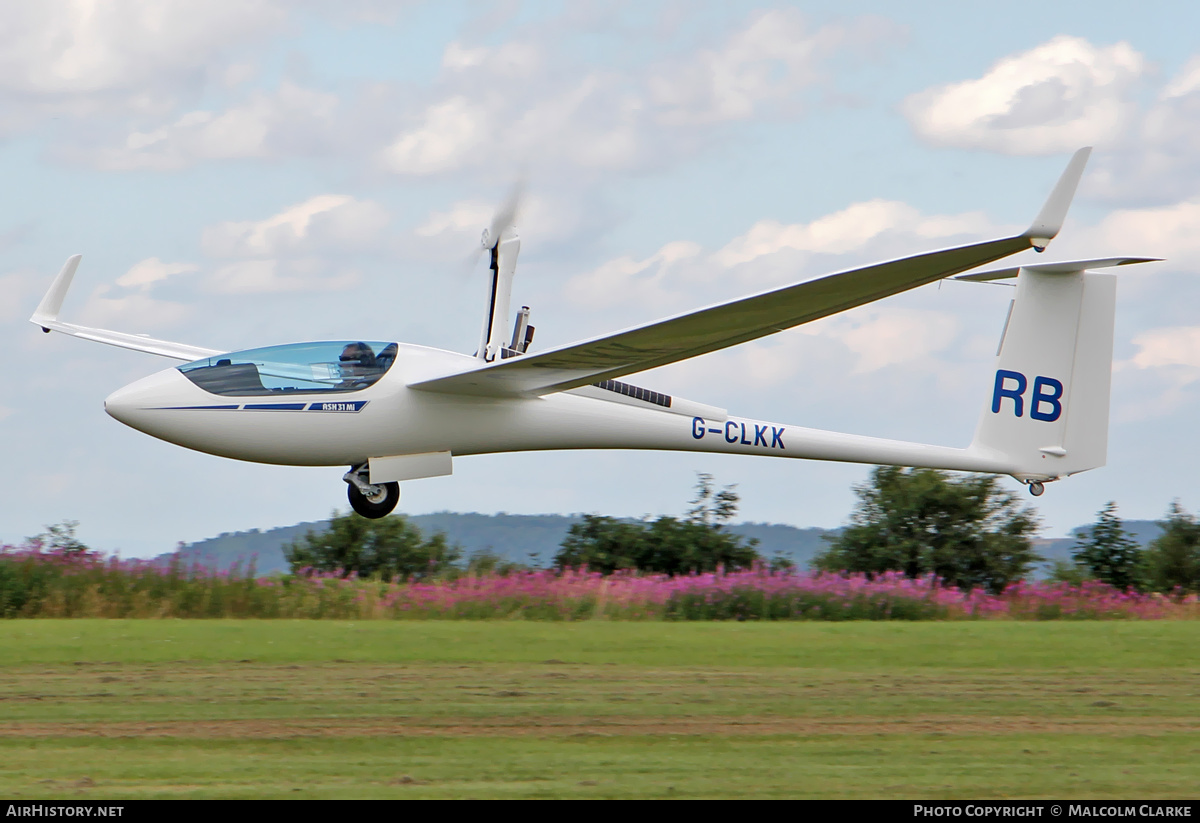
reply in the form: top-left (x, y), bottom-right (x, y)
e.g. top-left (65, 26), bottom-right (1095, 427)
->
top-left (1024, 146), bottom-right (1092, 250)
top-left (31, 254), bottom-right (82, 328)
top-left (30, 255), bottom-right (222, 361)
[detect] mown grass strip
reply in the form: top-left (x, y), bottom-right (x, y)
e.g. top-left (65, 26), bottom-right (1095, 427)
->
top-left (2, 619), bottom-right (1199, 668)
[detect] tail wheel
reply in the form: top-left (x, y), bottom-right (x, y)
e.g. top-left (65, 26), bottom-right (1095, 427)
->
top-left (348, 480), bottom-right (400, 518)
top-left (1028, 481), bottom-right (1045, 497)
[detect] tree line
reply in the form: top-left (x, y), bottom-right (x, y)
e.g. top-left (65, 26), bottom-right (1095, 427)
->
top-left (278, 467), bottom-right (1200, 595)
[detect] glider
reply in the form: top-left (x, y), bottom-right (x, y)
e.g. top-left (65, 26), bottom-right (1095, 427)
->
top-left (31, 148), bottom-right (1157, 517)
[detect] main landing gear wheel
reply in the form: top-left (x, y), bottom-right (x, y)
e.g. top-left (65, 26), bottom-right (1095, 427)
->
top-left (1028, 481), bottom-right (1045, 497)
top-left (347, 479), bottom-right (400, 518)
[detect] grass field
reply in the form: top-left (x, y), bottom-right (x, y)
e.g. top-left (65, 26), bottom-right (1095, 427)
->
top-left (2, 621), bottom-right (1199, 799)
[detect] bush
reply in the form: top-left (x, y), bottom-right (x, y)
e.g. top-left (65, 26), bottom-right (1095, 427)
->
top-left (554, 474), bottom-right (760, 575)
top-left (1142, 502), bottom-right (1200, 594)
top-left (813, 467), bottom-right (1041, 593)
top-left (284, 511), bottom-right (460, 580)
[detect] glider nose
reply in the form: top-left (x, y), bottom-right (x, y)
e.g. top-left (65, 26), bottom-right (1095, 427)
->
top-left (104, 368), bottom-right (190, 430)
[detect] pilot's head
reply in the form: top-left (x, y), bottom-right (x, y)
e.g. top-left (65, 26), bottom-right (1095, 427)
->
top-left (339, 342), bottom-right (376, 375)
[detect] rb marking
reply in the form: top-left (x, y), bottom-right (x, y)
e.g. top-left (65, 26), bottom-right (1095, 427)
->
top-left (991, 369), bottom-right (1063, 422)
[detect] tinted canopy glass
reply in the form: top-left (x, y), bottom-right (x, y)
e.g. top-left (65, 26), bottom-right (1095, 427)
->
top-left (179, 341), bottom-right (397, 396)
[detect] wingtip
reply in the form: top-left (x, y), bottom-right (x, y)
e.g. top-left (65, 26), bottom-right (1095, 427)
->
top-left (30, 254), bottom-right (83, 325)
top-left (1024, 147), bottom-right (1092, 250)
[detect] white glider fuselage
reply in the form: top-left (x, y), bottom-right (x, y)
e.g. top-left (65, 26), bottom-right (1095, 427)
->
top-left (105, 341), bottom-right (1016, 477)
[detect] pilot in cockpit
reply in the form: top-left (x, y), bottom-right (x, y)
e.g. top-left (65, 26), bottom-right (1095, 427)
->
top-left (338, 342), bottom-right (378, 387)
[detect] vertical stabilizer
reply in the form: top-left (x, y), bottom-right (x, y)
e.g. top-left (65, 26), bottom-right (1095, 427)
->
top-left (970, 266), bottom-right (1116, 482)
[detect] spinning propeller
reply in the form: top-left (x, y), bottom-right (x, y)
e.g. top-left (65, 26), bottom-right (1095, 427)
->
top-left (465, 181), bottom-right (524, 276)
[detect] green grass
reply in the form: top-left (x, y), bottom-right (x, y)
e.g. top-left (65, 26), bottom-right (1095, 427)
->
top-left (2, 621), bottom-right (1199, 798)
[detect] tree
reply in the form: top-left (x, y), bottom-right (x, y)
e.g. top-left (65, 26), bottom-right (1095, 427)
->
top-left (1141, 502), bottom-right (1200, 594)
top-left (285, 511), bottom-right (460, 579)
top-left (1071, 502), bottom-right (1143, 591)
top-left (28, 521), bottom-right (89, 555)
top-left (812, 466), bottom-right (1041, 593)
top-left (554, 474), bottom-right (761, 575)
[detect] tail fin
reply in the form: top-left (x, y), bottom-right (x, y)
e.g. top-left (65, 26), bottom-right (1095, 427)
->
top-left (966, 258), bottom-right (1156, 483)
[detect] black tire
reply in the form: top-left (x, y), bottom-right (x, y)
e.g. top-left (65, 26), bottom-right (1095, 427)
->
top-left (347, 480), bottom-right (400, 518)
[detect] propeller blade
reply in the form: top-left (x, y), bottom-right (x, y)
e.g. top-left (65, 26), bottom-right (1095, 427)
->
top-left (482, 181), bottom-right (524, 250)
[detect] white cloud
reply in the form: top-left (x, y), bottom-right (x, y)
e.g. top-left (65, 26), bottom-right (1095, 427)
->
top-left (903, 36), bottom-right (1147, 154)
top-left (378, 12), bottom-right (899, 176)
top-left (715, 200), bottom-right (995, 266)
top-left (78, 286), bottom-right (190, 331)
top-left (814, 308), bottom-right (961, 374)
top-left (648, 11), bottom-right (895, 126)
top-left (564, 241), bottom-right (704, 311)
top-left (90, 82), bottom-right (342, 171)
top-left (115, 257), bottom-right (199, 290)
top-left (196, 195), bottom-right (388, 295)
top-left (562, 198), bottom-right (1005, 329)
top-left (205, 260), bottom-right (360, 294)
top-left (1161, 56), bottom-right (1200, 99)
top-left (415, 201), bottom-right (494, 238)
top-left (1078, 200), bottom-right (1200, 265)
top-left (202, 195), bottom-right (390, 258)
top-left (1129, 326), bottom-right (1200, 371)
top-left (1089, 58), bottom-right (1200, 203)
top-left (0, 1), bottom-right (287, 134)
top-left (381, 97), bottom-right (488, 175)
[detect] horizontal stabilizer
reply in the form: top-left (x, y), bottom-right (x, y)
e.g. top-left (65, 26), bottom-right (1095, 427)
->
top-left (954, 257), bottom-right (1161, 283)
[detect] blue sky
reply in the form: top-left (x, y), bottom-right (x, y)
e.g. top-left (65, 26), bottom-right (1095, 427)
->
top-left (3, 0), bottom-right (1200, 556)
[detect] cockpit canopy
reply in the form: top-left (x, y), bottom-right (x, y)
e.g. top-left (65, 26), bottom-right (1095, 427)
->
top-left (179, 341), bottom-right (398, 396)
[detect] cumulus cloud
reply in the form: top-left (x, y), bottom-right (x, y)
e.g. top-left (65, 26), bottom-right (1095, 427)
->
top-left (715, 201), bottom-right (995, 266)
top-left (648, 11), bottom-right (894, 126)
top-left (77, 286), bottom-right (190, 331)
top-left (903, 36), bottom-right (1147, 154)
top-left (194, 194), bottom-right (387, 295)
top-left (1089, 57), bottom-right (1200, 203)
top-left (382, 97), bottom-right (488, 175)
top-left (1076, 200), bottom-right (1200, 266)
top-left (809, 308), bottom-right (961, 374)
top-left (115, 257), bottom-right (199, 290)
top-left (379, 12), bottom-right (900, 176)
top-left (0, 1), bottom-right (286, 134)
top-left (205, 260), bottom-right (360, 294)
top-left (202, 195), bottom-right (390, 258)
top-left (901, 37), bottom-right (1200, 205)
top-left (78, 82), bottom-right (343, 171)
top-left (564, 241), bottom-right (704, 311)
top-left (1129, 326), bottom-right (1200, 371)
top-left (562, 198), bottom-right (1006, 332)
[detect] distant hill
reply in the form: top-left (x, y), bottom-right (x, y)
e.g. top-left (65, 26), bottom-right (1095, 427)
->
top-left (168, 513), bottom-right (1166, 577)
top-left (168, 513), bottom-right (840, 574)
top-left (1033, 520), bottom-right (1163, 565)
